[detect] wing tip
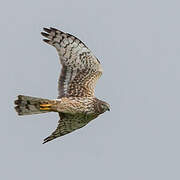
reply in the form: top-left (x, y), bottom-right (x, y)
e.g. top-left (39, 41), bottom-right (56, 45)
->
top-left (41, 32), bottom-right (49, 38)
top-left (42, 141), bottom-right (48, 144)
top-left (43, 27), bottom-right (51, 33)
top-left (42, 136), bottom-right (54, 144)
top-left (42, 27), bottom-right (58, 32)
top-left (43, 39), bottom-right (51, 44)
top-left (50, 27), bottom-right (59, 31)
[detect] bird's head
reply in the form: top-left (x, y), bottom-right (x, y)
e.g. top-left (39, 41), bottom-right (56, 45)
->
top-left (97, 100), bottom-right (110, 114)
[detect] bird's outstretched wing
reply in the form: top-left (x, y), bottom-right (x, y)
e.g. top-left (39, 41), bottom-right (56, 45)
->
top-left (41, 27), bottom-right (102, 98)
top-left (43, 113), bottom-right (93, 144)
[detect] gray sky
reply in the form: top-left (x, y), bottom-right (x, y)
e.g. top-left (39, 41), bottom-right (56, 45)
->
top-left (1, 0), bottom-right (180, 179)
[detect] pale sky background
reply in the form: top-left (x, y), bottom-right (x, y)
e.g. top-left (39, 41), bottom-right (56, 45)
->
top-left (1, 0), bottom-right (180, 179)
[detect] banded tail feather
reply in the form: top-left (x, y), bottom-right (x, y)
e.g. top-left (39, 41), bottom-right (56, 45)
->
top-left (14, 95), bottom-right (55, 116)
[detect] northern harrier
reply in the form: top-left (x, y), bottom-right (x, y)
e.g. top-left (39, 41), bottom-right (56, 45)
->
top-left (15, 27), bottom-right (110, 144)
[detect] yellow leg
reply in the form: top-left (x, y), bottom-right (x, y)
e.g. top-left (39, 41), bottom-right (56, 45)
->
top-left (40, 104), bottom-right (52, 107)
top-left (40, 104), bottom-right (52, 111)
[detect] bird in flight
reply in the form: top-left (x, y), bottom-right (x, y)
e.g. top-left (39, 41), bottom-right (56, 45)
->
top-left (14, 27), bottom-right (110, 144)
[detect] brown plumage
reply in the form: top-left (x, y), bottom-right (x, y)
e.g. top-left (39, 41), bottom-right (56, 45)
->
top-left (14, 27), bottom-right (110, 144)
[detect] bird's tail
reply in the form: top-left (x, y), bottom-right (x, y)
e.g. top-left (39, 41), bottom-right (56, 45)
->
top-left (14, 95), bottom-right (56, 116)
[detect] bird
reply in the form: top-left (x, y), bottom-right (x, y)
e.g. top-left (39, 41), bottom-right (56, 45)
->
top-left (14, 27), bottom-right (110, 144)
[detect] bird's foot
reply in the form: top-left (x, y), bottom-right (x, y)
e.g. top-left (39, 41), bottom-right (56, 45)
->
top-left (40, 104), bottom-right (52, 111)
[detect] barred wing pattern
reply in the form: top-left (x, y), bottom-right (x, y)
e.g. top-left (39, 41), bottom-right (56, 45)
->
top-left (41, 27), bottom-right (103, 98)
